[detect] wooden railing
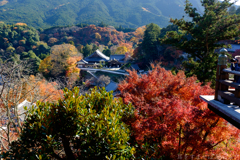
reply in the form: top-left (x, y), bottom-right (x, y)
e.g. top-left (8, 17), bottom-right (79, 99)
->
top-left (215, 66), bottom-right (240, 106)
top-left (199, 48), bottom-right (240, 129)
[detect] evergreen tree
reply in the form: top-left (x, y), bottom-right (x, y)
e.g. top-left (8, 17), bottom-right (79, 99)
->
top-left (161, 0), bottom-right (240, 86)
top-left (103, 48), bottom-right (111, 57)
top-left (83, 44), bottom-right (92, 57)
top-left (140, 23), bottom-right (161, 63)
top-left (92, 44), bottom-right (98, 52)
top-left (229, 5), bottom-right (236, 15)
top-left (98, 21), bottom-right (108, 27)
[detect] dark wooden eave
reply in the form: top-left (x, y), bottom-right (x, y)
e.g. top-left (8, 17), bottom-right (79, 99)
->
top-left (200, 95), bottom-right (240, 129)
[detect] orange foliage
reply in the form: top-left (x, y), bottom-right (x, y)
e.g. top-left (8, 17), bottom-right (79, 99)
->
top-left (134, 26), bottom-right (146, 40)
top-left (27, 75), bottom-right (63, 102)
top-left (15, 23), bottom-right (27, 26)
top-left (0, 75), bottom-right (63, 152)
top-left (118, 64), bottom-right (240, 159)
top-left (18, 40), bottom-right (25, 45)
top-left (66, 56), bottom-right (81, 77)
top-left (117, 42), bottom-right (134, 55)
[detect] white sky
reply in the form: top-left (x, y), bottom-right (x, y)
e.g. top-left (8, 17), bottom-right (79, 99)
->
top-left (230, 0), bottom-right (240, 5)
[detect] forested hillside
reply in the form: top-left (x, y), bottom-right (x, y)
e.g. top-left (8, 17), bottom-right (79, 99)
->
top-left (0, 0), bottom-right (202, 29)
top-left (0, 22), bottom-right (145, 80)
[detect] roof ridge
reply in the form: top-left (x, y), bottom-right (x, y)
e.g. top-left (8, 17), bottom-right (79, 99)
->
top-left (88, 49), bottom-right (110, 60)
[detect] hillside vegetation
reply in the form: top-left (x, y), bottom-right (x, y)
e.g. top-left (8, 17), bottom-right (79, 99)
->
top-left (0, 0), bottom-right (202, 29)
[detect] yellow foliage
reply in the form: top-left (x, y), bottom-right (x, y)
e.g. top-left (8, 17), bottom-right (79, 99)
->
top-left (37, 41), bottom-right (48, 46)
top-left (134, 26), bottom-right (146, 39)
top-left (117, 42), bottom-right (134, 55)
top-left (116, 46), bottom-right (128, 55)
top-left (0, 0), bottom-right (8, 6)
top-left (39, 56), bottom-right (52, 74)
top-left (39, 44), bottom-right (82, 78)
top-left (6, 46), bottom-right (15, 52)
top-left (66, 55), bottom-right (82, 77)
top-left (95, 32), bottom-right (102, 41)
top-left (51, 44), bottom-right (79, 57)
top-left (15, 23), bottom-right (27, 26)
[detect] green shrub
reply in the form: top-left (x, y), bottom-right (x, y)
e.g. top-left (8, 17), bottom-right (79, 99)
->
top-left (3, 87), bottom-right (135, 160)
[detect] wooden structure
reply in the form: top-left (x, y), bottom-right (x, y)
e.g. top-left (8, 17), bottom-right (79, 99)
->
top-left (77, 50), bottom-right (130, 69)
top-left (200, 48), bottom-right (240, 129)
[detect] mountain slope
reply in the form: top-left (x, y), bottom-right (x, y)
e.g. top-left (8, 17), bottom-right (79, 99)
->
top-left (0, 0), bottom-right (202, 29)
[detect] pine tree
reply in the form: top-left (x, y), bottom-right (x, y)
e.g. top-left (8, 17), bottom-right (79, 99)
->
top-left (140, 23), bottom-right (161, 63)
top-left (161, 0), bottom-right (240, 86)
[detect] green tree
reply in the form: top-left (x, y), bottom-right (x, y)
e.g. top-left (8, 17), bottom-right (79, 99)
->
top-left (21, 50), bottom-right (41, 74)
top-left (92, 44), bottom-right (99, 52)
top-left (138, 23), bottom-right (161, 65)
top-left (98, 21), bottom-right (108, 27)
top-left (68, 40), bottom-right (75, 45)
top-left (83, 44), bottom-right (93, 57)
top-left (103, 48), bottom-right (111, 57)
top-left (4, 87), bottom-right (135, 160)
top-left (229, 5), bottom-right (236, 15)
top-left (236, 7), bottom-right (240, 15)
top-left (35, 43), bottom-right (51, 57)
top-left (161, 0), bottom-right (240, 85)
top-left (159, 24), bottom-right (179, 38)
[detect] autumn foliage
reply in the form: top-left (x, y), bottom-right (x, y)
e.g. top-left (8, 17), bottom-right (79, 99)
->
top-left (27, 75), bottom-right (63, 102)
top-left (118, 64), bottom-right (240, 159)
top-left (39, 44), bottom-right (82, 78)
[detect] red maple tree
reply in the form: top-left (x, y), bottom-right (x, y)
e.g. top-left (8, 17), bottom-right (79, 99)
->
top-left (118, 64), bottom-right (240, 159)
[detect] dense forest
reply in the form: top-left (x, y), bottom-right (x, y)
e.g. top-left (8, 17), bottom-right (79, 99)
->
top-left (0, 0), bottom-right (203, 29)
top-left (0, 21), bottom-right (184, 82)
top-left (2, 0), bottom-right (240, 159)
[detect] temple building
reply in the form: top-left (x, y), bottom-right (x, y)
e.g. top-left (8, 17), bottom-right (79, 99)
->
top-left (84, 49), bottom-right (110, 63)
top-left (77, 49), bottom-right (130, 68)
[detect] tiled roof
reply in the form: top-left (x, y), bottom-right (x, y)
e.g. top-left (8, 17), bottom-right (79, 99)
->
top-left (77, 59), bottom-right (88, 64)
top-left (87, 49), bottom-right (110, 60)
top-left (130, 64), bottom-right (140, 70)
top-left (227, 44), bottom-right (240, 52)
top-left (106, 81), bottom-right (118, 92)
top-left (84, 58), bottom-right (109, 62)
top-left (110, 55), bottom-right (125, 60)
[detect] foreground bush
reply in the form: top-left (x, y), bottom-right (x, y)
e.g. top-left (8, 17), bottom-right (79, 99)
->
top-left (118, 64), bottom-right (240, 159)
top-left (3, 87), bottom-right (135, 159)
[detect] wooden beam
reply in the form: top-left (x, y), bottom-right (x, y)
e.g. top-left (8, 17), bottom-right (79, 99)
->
top-left (218, 80), bottom-right (240, 90)
top-left (200, 95), bottom-right (240, 129)
top-left (223, 68), bottom-right (240, 76)
top-left (218, 91), bottom-right (240, 106)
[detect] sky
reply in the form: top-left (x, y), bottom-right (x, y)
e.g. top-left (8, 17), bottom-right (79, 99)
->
top-left (230, 0), bottom-right (240, 5)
